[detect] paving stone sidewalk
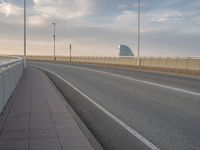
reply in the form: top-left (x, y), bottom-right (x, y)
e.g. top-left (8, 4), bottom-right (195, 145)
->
top-left (0, 67), bottom-right (94, 150)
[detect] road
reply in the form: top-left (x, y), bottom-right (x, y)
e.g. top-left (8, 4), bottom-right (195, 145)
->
top-left (30, 61), bottom-right (200, 150)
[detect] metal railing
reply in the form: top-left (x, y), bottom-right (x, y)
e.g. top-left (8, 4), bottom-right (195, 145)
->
top-left (0, 56), bottom-right (24, 114)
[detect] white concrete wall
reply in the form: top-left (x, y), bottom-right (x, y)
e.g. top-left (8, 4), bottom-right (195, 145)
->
top-left (0, 58), bottom-right (23, 114)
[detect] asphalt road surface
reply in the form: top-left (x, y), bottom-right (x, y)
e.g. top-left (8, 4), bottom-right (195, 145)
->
top-left (30, 61), bottom-right (200, 150)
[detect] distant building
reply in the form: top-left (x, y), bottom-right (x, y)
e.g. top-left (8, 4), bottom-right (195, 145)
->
top-left (118, 45), bottom-right (134, 56)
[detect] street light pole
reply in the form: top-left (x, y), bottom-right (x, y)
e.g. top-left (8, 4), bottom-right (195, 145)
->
top-left (137, 0), bottom-right (141, 66)
top-left (24, 0), bottom-right (26, 68)
top-left (52, 22), bottom-right (56, 61)
top-left (69, 44), bottom-right (72, 63)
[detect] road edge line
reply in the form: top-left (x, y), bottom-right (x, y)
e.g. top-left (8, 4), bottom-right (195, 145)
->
top-left (32, 65), bottom-right (160, 150)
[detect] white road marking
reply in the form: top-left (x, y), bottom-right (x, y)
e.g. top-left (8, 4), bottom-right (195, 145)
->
top-left (40, 62), bottom-right (200, 97)
top-left (33, 65), bottom-right (160, 150)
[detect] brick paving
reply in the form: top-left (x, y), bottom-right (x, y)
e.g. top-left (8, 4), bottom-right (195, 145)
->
top-left (0, 67), bottom-right (94, 150)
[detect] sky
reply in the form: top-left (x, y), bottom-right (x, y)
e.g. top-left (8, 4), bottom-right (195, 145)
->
top-left (0, 0), bottom-right (199, 57)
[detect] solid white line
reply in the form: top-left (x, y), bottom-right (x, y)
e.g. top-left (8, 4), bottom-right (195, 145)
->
top-left (33, 65), bottom-right (160, 150)
top-left (45, 63), bottom-right (200, 97)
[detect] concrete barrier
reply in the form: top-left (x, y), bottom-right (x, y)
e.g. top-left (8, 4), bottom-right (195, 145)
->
top-left (188, 58), bottom-right (200, 70)
top-left (0, 74), bottom-right (4, 113)
top-left (0, 57), bottom-right (23, 114)
top-left (27, 55), bottom-right (200, 72)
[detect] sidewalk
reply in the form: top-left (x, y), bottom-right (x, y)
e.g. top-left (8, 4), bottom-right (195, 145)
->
top-left (0, 67), bottom-right (94, 150)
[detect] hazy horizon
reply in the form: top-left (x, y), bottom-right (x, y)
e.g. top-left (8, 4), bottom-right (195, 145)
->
top-left (0, 0), bottom-right (200, 57)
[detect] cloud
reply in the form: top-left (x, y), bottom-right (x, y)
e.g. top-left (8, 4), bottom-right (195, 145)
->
top-left (0, 1), bottom-right (23, 17)
top-left (32, 0), bottom-right (93, 19)
top-left (117, 10), bottom-right (137, 23)
top-left (151, 11), bottom-right (185, 22)
top-left (27, 0), bottom-right (94, 26)
top-left (28, 15), bottom-right (47, 26)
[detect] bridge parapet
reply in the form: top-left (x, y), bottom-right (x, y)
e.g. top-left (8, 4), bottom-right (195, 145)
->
top-left (0, 56), bottom-right (24, 114)
top-left (27, 55), bottom-right (200, 71)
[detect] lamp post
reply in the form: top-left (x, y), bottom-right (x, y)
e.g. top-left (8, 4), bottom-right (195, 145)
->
top-left (24, 0), bottom-right (26, 68)
top-left (137, 0), bottom-right (141, 66)
top-left (69, 44), bottom-right (72, 63)
top-left (52, 22), bottom-right (56, 61)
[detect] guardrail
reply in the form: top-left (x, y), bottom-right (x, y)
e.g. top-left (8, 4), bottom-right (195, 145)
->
top-left (0, 56), bottom-right (24, 114)
top-left (27, 55), bottom-right (200, 71)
